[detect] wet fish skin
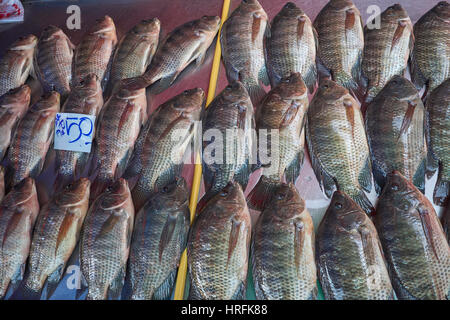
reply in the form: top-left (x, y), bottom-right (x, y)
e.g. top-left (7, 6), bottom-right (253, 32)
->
top-left (252, 183), bottom-right (317, 300)
top-left (5, 91), bottom-right (60, 188)
top-left (374, 171), bottom-right (450, 300)
top-left (410, 1), bottom-right (450, 93)
top-left (0, 85), bottom-right (31, 160)
top-left (34, 25), bottom-right (75, 98)
top-left (365, 76), bottom-right (427, 194)
top-left (266, 2), bottom-right (317, 93)
top-left (220, 0), bottom-right (269, 104)
top-left (126, 178), bottom-right (190, 300)
top-left (188, 181), bottom-right (251, 300)
top-left (306, 79), bottom-right (374, 214)
top-left (0, 178), bottom-right (39, 299)
top-left (22, 178), bottom-right (90, 299)
top-left (80, 178), bottom-right (134, 300)
top-left (0, 35), bottom-right (38, 96)
top-left (0, 166), bottom-right (4, 202)
top-left (316, 190), bottom-right (394, 300)
top-left (54, 74), bottom-right (103, 191)
top-left (314, 0), bottom-right (364, 94)
top-left (443, 204), bottom-right (450, 245)
top-left (130, 88), bottom-right (203, 210)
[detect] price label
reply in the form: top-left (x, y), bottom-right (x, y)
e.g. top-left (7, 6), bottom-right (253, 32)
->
top-left (54, 113), bottom-right (95, 153)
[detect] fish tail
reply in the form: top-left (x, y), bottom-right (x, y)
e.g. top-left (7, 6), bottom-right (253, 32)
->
top-left (433, 176), bottom-right (449, 207)
top-left (246, 176), bottom-right (281, 211)
top-left (350, 188), bottom-right (375, 216)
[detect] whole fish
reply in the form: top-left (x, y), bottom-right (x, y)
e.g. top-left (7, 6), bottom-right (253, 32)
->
top-left (365, 76), bottom-right (427, 194)
top-left (410, 1), bottom-right (450, 94)
top-left (129, 88), bottom-right (203, 210)
top-left (80, 178), bottom-right (134, 300)
top-left (72, 16), bottom-right (117, 89)
top-left (306, 80), bottom-right (374, 214)
top-left (252, 183), bottom-right (317, 300)
top-left (0, 35), bottom-right (37, 97)
top-left (188, 181), bottom-right (251, 300)
top-left (54, 74), bottom-right (103, 191)
top-left (124, 16), bottom-right (220, 92)
top-left (374, 171), bottom-right (450, 300)
top-left (0, 166), bottom-right (4, 202)
top-left (443, 204), bottom-right (450, 245)
top-left (316, 191), bottom-right (394, 300)
top-left (266, 2), bottom-right (318, 93)
top-left (361, 4), bottom-right (413, 106)
top-left (20, 178), bottom-right (90, 300)
top-left (221, 0), bottom-right (269, 104)
top-left (247, 73), bottom-right (308, 210)
top-left (5, 91), bottom-right (60, 188)
top-left (0, 85), bottom-right (31, 160)
top-left (314, 0), bottom-right (364, 94)
top-left (425, 79), bottom-right (450, 206)
top-left (0, 178), bottom-right (39, 299)
top-left (34, 25), bottom-right (75, 98)
top-left (125, 178), bottom-right (190, 300)
top-left (90, 84), bottom-right (146, 201)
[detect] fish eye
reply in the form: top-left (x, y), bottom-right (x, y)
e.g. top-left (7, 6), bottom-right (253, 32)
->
top-left (65, 183), bottom-right (73, 190)
top-left (220, 190), bottom-right (228, 197)
top-left (334, 201), bottom-right (343, 209)
top-left (202, 15), bottom-right (208, 20)
top-left (183, 90), bottom-right (190, 95)
top-left (322, 84), bottom-right (329, 89)
top-left (391, 183), bottom-right (400, 191)
top-left (277, 192), bottom-right (286, 200)
top-left (162, 186), bottom-right (169, 193)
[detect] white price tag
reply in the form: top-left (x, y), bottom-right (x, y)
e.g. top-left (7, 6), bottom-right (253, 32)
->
top-left (54, 113), bottom-right (95, 153)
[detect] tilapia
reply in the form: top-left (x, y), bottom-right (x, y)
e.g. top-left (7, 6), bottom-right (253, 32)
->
top-left (425, 78), bottom-right (450, 206)
top-left (125, 178), bottom-right (190, 300)
top-left (72, 16), bottom-right (117, 89)
top-left (90, 84), bottom-right (146, 201)
top-left (410, 1), bottom-right (450, 94)
top-left (129, 88), bottom-right (203, 210)
top-left (0, 84), bottom-right (31, 160)
top-left (80, 178), bottom-right (134, 300)
top-left (34, 25), bottom-right (75, 98)
top-left (5, 91), bottom-right (60, 188)
top-left (314, 0), bottom-right (364, 94)
top-left (266, 2), bottom-right (317, 93)
top-left (247, 73), bottom-right (308, 210)
top-left (20, 178), bottom-right (90, 300)
top-left (316, 191), bottom-right (394, 300)
top-left (188, 181), bottom-right (251, 300)
top-left (252, 183), bottom-right (317, 300)
top-left (54, 74), bottom-right (103, 191)
top-left (0, 34), bottom-right (37, 97)
top-left (374, 171), bottom-right (450, 300)
top-left (221, 0), bottom-right (269, 104)
top-left (361, 4), bottom-right (413, 106)
top-left (0, 167), bottom-right (4, 202)
top-left (0, 178), bottom-right (39, 299)
top-left (365, 76), bottom-right (427, 194)
top-left (306, 80), bottom-right (374, 214)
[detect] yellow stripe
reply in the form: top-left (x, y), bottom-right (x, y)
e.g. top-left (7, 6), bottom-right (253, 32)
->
top-left (173, 0), bottom-right (231, 300)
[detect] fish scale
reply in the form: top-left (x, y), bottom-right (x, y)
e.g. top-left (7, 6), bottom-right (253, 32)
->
top-left (0, 167), bottom-right (4, 202)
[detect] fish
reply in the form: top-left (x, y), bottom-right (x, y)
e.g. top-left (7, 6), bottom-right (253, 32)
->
top-left (5, 91), bottom-right (60, 189)
top-left (410, 1), bottom-right (450, 95)
top-left (129, 88), bottom-right (203, 210)
top-left (124, 16), bottom-right (220, 92)
top-left (443, 203), bottom-right (450, 245)
top-left (425, 79), bottom-right (450, 206)
top-left (266, 2), bottom-right (318, 93)
top-left (374, 171), bottom-right (450, 300)
top-left (54, 74), bottom-right (103, 191)
top-left (220, 0), bottom-right (269, 104)
top-left (251, 183), bottom-right (317, 300)
top-left (19, 178), bottom-right (90, 300)
top-left (314, 0), bottom-right (364, 95)
top-left (0, 167), bottom-right (4, 203)
top-left (247, 73), bottom-right (308, 211)
top-left (72, 16), bottom-right (117, 89)
top-left (0, 84), bottom-right (31, 160)
top-left (0, 34), bottom-right (37, 97)
top-left (79, 178), bottom-right (134, 300)
top-left (316, 190), bottom-right (394, 300)
top-left (187, 181), bottom-right (251, 300)
top-left (90, 83), bottom-right (146, 201)
top-left (34, 25), bottom-right (75, 99)
top-left (306, 80), bottom-right (374, 214)
top-left (125, 178), bottom-right (190, 300)
top-left (361, 4), bottom-right (413, 106)
top-left (365, 76), bottom-right (427, 194)
top-left (0, 178), bottom-right (39, 299)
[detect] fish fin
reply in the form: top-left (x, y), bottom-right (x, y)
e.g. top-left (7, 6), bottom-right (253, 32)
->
top-left (398, 100), bottom-right (417, 140)
top-left (55, 211), bottom-right (77, 254)
top-left (285, 150), bottom-right (305, 185)
top-left (246, 82), bottom-right (266, 106)
top-left (251, 12), bottom-right (263, 43)
top-left (195, 51), bottom-right (206, 67)
top-left (2, 211), bottom-right (22, 247)
top-left (391, 21), bottom-right (406, 53)
top-left (247, 176), bottom-right (280, 211)
top-left (234, 162), bottom-right (251, 192)
top-left (304, 64), bottom-right (317, 94)
top-left (152, 268), bottom-right (177, 300)
top-left (10, 280), bottom-right (43, 300)
top-left (316, 57), bottom-right (332, 82)
top-left (148, 71), bottom-right (180, 95)
top-left (158, 212), bottom-right (178, 262)
top-left (409, 50), bottom-right (426, 91)
top-left (115, 148), bottom-right (133, 181)
top-left (108, 266), bottom-right (126, 300)
top-left (334, 71), bottom-right (360, 96)
top-left (417, 206), bottom-right (441, 262)
top-left (224, 59), bottom-right (239, 83)
top-left (433, 164), bottom-right (449, 207)
top-left (294, 220), bottom-right (305, 271)
top-left (371, 159), bottom-right (386, 195)
top-left (231, 281), bottom-right (246, 300)
top-left (358, 156), bottom-right (373, 193)
top-left (359, 226), bottom-right (376, 266)
top-left (350, 188), bottom-right (375, 216)
top-left (259, 63), bottom-right (270, 87)
top-left (412, 157), bottom-right (426, 194)
top-left (97, 212), bottom-right (121, 241)
top-left (46, 264), bottom-right (65, 299)
top-left (227, 218), bottom-right (242, 265)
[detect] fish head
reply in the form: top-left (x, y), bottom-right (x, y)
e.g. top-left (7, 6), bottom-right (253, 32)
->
top-left (98, 178), bottom-right (131, 210)
top-left (35, 91), bottom-right (60, 112)
top-left (40, 25), bottom-right (66, 42)
top-left (432, 1), bottom-right (450, 20)
top-left (173, 88), bottom-right (205, 117)
top-left (316, 79), bottom-right (349, 101)
top-left (9, 178), bottom-right (37, 207)
top-left (279, 2), bottom-right (306, 17)
top-left (192, 16), bottom-right (221, 39)
top-left (327, 191), bottom-right (367, 230)
top-left (115, 80), bottom-right (146, 100)
top-left (327, 0), bottom-right (357, 11)
top-left (266, 183), bottom-right (306, 221)
top-left (9, 34), bottom-right (38, 51)
top-left (132, 18), bottom-right (161, 39)
top-left (380, 171), bottom-right (421, 211)
top-left (91, 15), bottom-right (117, 42)
top-left (56, 178), bottom-right (91, 207)
top-left (76, 73), bottom-right (102, 99)
top-left (383, 4), bottom-right (411, 25)
top-left (1, 85), bottom-right (31, 107)
top-left (380, 76), bottom-right (417, 100)
top-left (222, 81), bottom-right (252, 105)
top-left (241, 0), bottom-right (268, 18)
top-left (205, 181), bottom-right (247, 217)
top-left (275, 73), bottom-right (308, 100)
top-left (155, 177), bottom-right (189, 208)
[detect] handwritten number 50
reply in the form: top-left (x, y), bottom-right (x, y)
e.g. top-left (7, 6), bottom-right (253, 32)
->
top-left (66, 117), bottom-right (93, 145)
